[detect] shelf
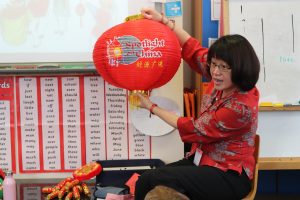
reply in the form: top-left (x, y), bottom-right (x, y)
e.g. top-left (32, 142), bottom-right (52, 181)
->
top-left (259, 106), bottom-right (300, 111)
top-left (259, 157), bottom-right (300, 170)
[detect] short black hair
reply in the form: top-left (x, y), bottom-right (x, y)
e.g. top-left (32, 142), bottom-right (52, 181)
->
top-left (206, 34), bottom-right (260, 91)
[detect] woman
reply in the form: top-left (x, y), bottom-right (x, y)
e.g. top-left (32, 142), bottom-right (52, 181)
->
top-left (135, 7), bottom-right (260, 200)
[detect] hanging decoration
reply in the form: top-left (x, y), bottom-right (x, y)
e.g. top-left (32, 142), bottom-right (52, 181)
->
top-left (93, 15), bottom-right (181, 106)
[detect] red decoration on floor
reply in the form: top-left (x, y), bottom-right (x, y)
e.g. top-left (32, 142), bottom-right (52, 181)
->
top-left (73, 162), bottom-right (102, 181)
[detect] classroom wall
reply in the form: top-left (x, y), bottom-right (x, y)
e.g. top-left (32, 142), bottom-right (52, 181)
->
top-left (6, 0), bottom-right (300, 182)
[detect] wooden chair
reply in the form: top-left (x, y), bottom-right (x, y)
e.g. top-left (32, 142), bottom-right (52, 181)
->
top-left (242, 134), bottom-right (260, 200)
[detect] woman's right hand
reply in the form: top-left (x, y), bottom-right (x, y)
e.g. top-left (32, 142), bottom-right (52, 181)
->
top-left (141, 7), bottom-right (163, 22)
top-left (136, 93), bottom-right (179, 128)
top-left (136, 93), bottom-right (154, 111)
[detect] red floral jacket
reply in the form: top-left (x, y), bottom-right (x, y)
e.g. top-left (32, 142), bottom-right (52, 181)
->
top-left (177, 37), bottom-right (259, 179)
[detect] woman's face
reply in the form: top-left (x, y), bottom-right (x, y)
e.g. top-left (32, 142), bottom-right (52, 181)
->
top-left (209, 58), bottom-right (237, 95)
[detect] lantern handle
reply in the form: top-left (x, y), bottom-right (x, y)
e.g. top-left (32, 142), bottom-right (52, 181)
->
top-left (125, 14), bottom-right (144, 22)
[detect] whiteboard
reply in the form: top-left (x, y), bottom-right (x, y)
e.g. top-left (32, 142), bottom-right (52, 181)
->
top-left (0, 0), bottom-right (154, 64)
top-left (258, 112), bottom-right (300, 157)
top-left (228, 0), bottom-right (300, 104)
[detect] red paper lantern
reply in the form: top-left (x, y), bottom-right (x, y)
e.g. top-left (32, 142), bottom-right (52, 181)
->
top-left (93, 18), bottom-right (181, 92)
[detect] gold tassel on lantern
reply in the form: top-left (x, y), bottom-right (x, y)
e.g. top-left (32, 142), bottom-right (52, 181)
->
top-left (129, 90), bottom-right (150, 109)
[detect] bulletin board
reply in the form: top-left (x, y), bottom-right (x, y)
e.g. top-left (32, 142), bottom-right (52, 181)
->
top-left (223, 0), bottom-right (300, 106)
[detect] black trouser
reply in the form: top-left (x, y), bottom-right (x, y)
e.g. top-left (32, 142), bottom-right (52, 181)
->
top-left (135, 158), bottom-right (251, 200)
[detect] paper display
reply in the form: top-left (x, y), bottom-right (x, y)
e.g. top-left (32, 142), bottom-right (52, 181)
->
top-left (14, 75), bottom-right (151, 173)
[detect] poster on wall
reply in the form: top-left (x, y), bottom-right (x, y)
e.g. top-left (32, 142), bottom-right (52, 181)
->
top-left (16, 75), bottom-right (151, 173)
top-left (0, 77), bottom-right (16, 172)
